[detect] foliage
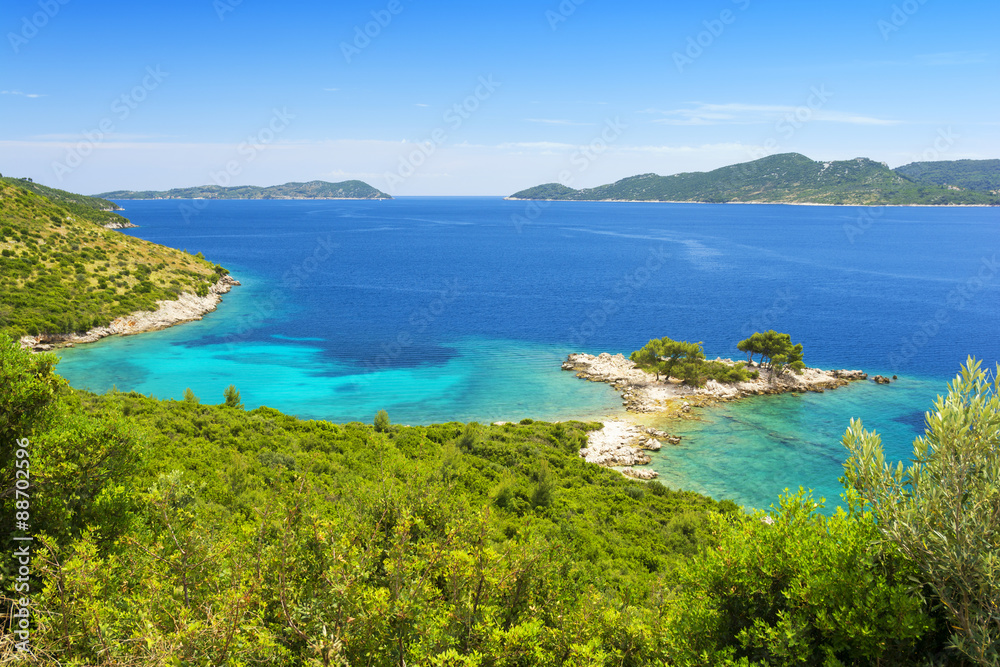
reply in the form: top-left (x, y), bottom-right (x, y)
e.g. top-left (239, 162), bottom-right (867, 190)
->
top-left (0, 176), bottom-right (129, 228)
top-left (98, 179), bottom-right (392, 200)
top-left (896, 159), bottom-right (1000, 193)
top-left (223, 384), bottom-right (243, 409)
top-left (630, 336), bottom-right (753, 386)
top-left (663, 489), bottom-right (940, 665)
top-left (374, 409), bottom-right (391, 432)
top-left (0, 340), bottom-right (968, 664)
top-left (737, 330), bottom-right (805, 381)
top-left (0, 181), bottom-right (224, 337)
top-left (508, 153), bottom-right (1000, 205)
top-left (843, 358), bottom-right (1000, 665)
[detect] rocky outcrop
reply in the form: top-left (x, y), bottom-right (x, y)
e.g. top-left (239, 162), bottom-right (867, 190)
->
top-left (872, 375), bottom-right (892, 385)
top-left (564, 352), bottom-right (869, 414)
top-left (20, 275), bottom-right (240, 352)
top-left (102, 220), bottom-right (138, 230)
top-left (578, 421), bottom-right (681, 479)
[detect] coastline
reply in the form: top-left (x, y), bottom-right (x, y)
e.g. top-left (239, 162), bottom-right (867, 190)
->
top-left (20, 275), bottom-right (241, 352)
top-left (567, 352), bottom-right (870, 479)
top-left (504, 197), bottom-right (994, 207)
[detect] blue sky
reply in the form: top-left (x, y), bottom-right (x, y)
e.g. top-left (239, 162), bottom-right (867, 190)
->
top-left (2, 0), bottom-right (998, 195)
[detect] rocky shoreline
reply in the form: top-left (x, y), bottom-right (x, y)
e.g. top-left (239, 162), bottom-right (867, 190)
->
top-left (563, 352), bottom-right (868, 413)
top-left (20, 275), bottom-right (240, 352)
top-left (568, 352), bottom-right (870, 479)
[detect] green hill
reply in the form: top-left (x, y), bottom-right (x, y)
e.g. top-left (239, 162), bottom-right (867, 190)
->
top-left (0, 176), bottom-right (134, 228)
top-left (508, 153), bottom-right (1000, 205)
top-left (99, 179), bottom-right (393, 200)
top-left (0, 179), bottom-right (227, 337)
top-left (895, 159), bottom-right (1000, 194)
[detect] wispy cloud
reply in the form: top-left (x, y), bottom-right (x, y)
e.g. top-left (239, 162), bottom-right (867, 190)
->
top-left (646, 102), bottom-right (901, 127)
top-left (915, 51), bottom-right (991, 66)
top-left (1, 90), bottom-right (45, 98)
top-left (415, 103), bottom-right (430, 108)
top-left (524, 118), bottom-right (595, 126)
top-left (323, 87), bottom-right (339, 92)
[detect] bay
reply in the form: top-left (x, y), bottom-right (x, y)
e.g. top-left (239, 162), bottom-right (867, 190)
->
top-left (56, 197), bottom-right (1000, 508)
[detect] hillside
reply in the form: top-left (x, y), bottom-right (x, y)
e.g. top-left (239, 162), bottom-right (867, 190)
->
top-left (508, 153), bottom-right (1000, 205)
top-left (0, 176), bottom-right (135, 228)
top-left (0, 180), bottom-right (228, 337)
top-left (1, 336), bottom-right (958, 664)
top-left (895, 159), bottom-right (1000, 193)
top-left (99, 179), bottom-right (393, 200)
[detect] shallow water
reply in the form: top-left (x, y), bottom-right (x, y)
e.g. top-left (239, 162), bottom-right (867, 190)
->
top-left (57, 198), bottom-right (999, 509)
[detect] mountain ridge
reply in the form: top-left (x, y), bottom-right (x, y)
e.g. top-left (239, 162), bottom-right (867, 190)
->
top-left (508, 153), bottom-right (1000, 206)
top-left (98, 179), bottom-right (392, 200)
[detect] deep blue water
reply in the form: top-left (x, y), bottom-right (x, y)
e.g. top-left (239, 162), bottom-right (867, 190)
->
top-left (57, 198), bottom-right (1000, 509)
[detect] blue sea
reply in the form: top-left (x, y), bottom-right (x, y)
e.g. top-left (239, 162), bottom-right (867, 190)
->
top-left (57, 198), bottom-right (1000, 509)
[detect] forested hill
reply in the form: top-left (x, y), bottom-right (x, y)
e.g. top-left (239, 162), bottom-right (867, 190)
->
top-left (98, 179), bottom-right (392, 200)
top-left (0, 179), bottom-right (226, 337)
top-left (508, 153), bottom-right (1000, 205)
top-left (895, 159), bottom-right (1000, 194)
top-left (0, 176), bottom-right (133, 228)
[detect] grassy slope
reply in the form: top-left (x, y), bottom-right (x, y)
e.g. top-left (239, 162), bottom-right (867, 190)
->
top-left (0, 180), bottom-right (226, 337)
top-left (0, 176), bottom-right (132, 227)
top-left (510, 153), bottom-right (1000, 205)
top-left (98, 179), bottom-right (393, 200)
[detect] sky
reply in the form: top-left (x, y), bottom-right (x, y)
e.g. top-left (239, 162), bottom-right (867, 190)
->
top-left (1, 0), bottom-right (998, 196)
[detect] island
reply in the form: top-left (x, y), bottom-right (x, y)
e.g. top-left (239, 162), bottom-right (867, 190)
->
top-left (97, 179), bottom-right (392, 200)
top-left (507, 153), bottom-right (1000, 206)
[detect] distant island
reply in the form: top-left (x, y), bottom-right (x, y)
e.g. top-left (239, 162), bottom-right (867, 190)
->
top-left (507, 153), bottom-right (1000, 206)
top-left (98, 179), bottom-right (392, 201)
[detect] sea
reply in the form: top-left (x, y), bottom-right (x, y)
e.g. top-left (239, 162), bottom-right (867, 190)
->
top-left (56, 198), bottom-right (1000, 510)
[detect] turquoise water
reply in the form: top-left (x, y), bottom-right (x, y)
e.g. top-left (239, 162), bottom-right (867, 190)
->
top-left (56, 198), bottom-right (999, 509)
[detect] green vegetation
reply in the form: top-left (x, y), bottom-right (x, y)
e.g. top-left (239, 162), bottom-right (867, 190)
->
top-left (737, 330), bottom-right (806, 379)
top-left (844, 359), bottom-right (1000, 665)
top-left (509, 153), bottom-right (1000, 205)
top-left (8, 339), bottom-right (1000, 663)
top-left (0, 180), bottom-right (227, 337)
top-left (98, 179), bottom-right (393, 200)
top-left (0, 176), bottom-right (132, 228)
top-left (896, 159), bottom-right (1000, 194)
top-left (630, 336), bottom-right (758, 386)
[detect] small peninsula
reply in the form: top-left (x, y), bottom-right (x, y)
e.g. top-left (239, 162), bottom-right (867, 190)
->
top-left (98, 179), bottom-right (392, 200)
top-left (508, 153), bottom-right (1000, 206)
top-left (568, 333), bottom-right (871, 479)
top-left (0, 178), bottom-right (237, 348)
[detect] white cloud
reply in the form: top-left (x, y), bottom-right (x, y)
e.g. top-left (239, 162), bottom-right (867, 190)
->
top-left (524, 118), bottom-right (595, 126)
top-left (649, 102), bottom-right (901, 127)
top-left (1, 90), bottom-right (44, 98)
